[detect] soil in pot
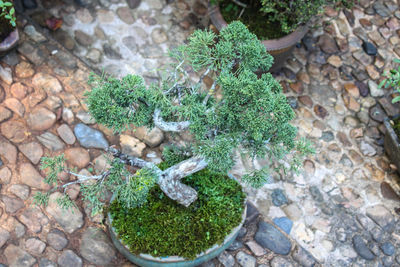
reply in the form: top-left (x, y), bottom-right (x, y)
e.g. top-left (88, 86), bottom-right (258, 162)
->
top-left (0, 13), bottom-right (14, 42)
top-left (218, 0), bottom-right (287, 39)
top-left (108, 162), bottom-right (246, 260)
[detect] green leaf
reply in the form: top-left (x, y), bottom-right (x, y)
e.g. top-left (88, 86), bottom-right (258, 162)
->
top-left (392, 96), bottom-right (400, 104)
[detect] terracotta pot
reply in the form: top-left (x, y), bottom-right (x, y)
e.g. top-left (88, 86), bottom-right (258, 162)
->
top-left (0, 29), bottom-right (19, 57)
top-left (208, 2), bottom-right (308, 72)
top-left (108, 196), bottom-right (247, 267)
top-left (384, 118), bottom-right (400, 173)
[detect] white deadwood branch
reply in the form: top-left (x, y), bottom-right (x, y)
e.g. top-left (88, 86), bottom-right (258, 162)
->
top-left (153, 109), bottom-right (190, 132)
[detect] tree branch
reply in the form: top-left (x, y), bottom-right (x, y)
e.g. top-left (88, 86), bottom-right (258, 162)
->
top-left (106, 147), bottom-right (158, 171)
top-left (202, 80), bottom-right (217, 106)
top-left (153, 109), bottom-right (190, 132)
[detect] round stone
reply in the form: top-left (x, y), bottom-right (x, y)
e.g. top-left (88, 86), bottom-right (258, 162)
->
top-left (1, 121), bottom-right (28, 143)
top-left (65, 148), bottom-right (90, 169)
top-left (27, 107), bottom-right (56, 131)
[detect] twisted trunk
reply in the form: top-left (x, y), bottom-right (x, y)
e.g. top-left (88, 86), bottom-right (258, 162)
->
top-left (108, 147), bottom-right (208, 207)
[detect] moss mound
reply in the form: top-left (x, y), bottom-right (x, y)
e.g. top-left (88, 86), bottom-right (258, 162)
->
top-left (109, 164), bottom-right (245, 259)
top-left (219, 0), bottom-right (286, 40)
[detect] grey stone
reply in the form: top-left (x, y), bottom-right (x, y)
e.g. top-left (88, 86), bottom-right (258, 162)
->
top-left (37, 132), bottom-right (65, 151)
top-left (47, 229), bottom-right (68, 251)
top-left (321, 131), bottom-right (334, 142)
top-left (76, 111), bottom-right (96, 124)
top-left (127, 0), bottom-right (141, 8)
top-left (103, 44), bottom-right (122, 59)
top-left (373, 2), bottom-right (391, 17)
top-left (271, 189), bottom-right (288, 206)
top-left (309, 186), bottom-right (324, 202)
top-left (0, 227), bottom-right (10, 248)
top-left (366, 205), bottom-right (395, 232)
top-left (371, 227), bottom-right (384, 242)
top-left (24, 25), bottom-right (47, 42)
top-left (218, 251), bottom-right (235, 267)
top-left (255, 221), bottom-right (291, 255)
top-left (18, 207), bottom-right (49, 233)
top-left (55, 51), bottom-right (77, 69)
top-left (4, 244), bottom-right (36, 267)
top-left (227, 240), bottom-right (243, 251)
top-left (353, 235), bottom-right (375, 260)
top-left (270, 256), bottom-right (294, 267)
top-left (74, 30), bottom-right (93, 46)
top-left (80, 227), bottom-right (116, 265)
top-left (9, 184), bottom-right (30, 200)
top-left (235, 251), bottom-right (256, 267)
top-left (291, 245), bottom-right (316, 267)
top-left (25, 238), bottom-right (46, 254)
top-left (1, 195), bottom-right (24, 213)
top-left (39, 258), bottom-right (57, 267)
top-left (382, 256), bottom-right (394, 267)
top-left (368, 80), bottom-right (384, 97)
top-left (74, 123), bottom-right (109, 149)
top-left (45, 192), bottom-right (83, 234)
top-left (362, 41), bottom-right (377, 56)
top-left (122, 36), bottom-right (138, 52)
top-left (380, 242), bottom-right (395, 256)
top-left (273, 217), bottom-right (293, 235)
top-left (58, 250), bottom-right (82, 267)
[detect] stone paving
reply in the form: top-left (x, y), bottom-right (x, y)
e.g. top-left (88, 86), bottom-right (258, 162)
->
top-left (0, 0), bottom-right (400, 266)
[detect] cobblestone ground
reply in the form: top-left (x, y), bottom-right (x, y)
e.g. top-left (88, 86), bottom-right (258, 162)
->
top-left (0, 0), bottom-right (400, 266)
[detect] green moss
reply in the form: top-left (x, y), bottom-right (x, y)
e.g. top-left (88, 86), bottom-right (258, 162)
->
top-left (109, 166), bottom-right (245, 259)
top-left (219, 0), bottom-right (286, 40)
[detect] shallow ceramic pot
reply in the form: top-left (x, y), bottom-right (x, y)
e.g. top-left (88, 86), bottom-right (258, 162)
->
top-left (384, 118), bottom-right (400, 173)
top-left (0, 29), bottom-right (19, 57)
top-left (208, 2), bottom-right (308, 73)
top-left (108, 189), bottom-right (247, 266)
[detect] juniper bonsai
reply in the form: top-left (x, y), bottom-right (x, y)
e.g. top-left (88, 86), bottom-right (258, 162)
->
top-left (35, 21), bottom-right (313, 213)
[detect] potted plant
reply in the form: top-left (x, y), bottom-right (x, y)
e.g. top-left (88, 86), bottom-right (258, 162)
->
top-left (380, 59), bottom-right (400, 173)
top-left (208, 0), bottom-right (354, 72)
top-left (35, 21), bottom-right (313, 266)
top-left (0, 0), bottom-right (18, 55)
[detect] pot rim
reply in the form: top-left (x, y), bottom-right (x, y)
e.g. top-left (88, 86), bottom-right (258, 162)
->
top-left (208, 2), bottom-right (309, 51)
top-left (0, 28), bottom-right (19, 51)
top-left (107, 174), bottom-right (247, 263)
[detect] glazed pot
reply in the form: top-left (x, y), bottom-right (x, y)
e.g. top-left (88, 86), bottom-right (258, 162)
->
top-left (208, 2), bottom-right (308, 73)
top-left (107, 196), bottom-right (247, 267)
top-left (384, 118), bottom-right (400, 173)
top-left (0, 29), bottom-right (19, 57)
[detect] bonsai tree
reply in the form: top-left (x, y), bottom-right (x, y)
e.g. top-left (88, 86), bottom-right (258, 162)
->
top-left (0, 0), bottom-right (15, 41)
top-left (35, 21), bottom-right (312, 213)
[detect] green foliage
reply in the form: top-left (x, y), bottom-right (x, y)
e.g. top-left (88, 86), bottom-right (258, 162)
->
top-left (217, 0), bottom-right (354, 39)
top-left (162, 145), bottom-right (191, 165)
top-left (33, 192), bottom-right (50, 206)
top-left (40, 155), bottom-right (66, 186)
top-left (0, 1), bottom-right (15, 27)
top-left (87, 73), bottom-right (155, 133)
top-left (109, 167), bottom-right (245, 259)
top-left (56, 195), bottom-right (76, 210)
top-left (379, 58), bottom-right (400, 104)
top-left (115, 168), bottom-right (157, 209)
top-left (86, 21), bottom-right (310, 185)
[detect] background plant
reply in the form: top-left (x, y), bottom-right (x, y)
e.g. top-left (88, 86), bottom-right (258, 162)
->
top-left (36, 21), bottom-right (313, 213)
top-left (380, 58), bottom-right (400, 104)
top-left (0, 1), bottom-right (15, 27)
top-left (214, 0), bottom-right (355, 36)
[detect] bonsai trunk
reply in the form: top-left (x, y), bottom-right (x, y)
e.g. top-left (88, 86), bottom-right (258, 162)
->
top-left (108, 147), bottom-right (208, 207)
top-left (159, 156), bottom-right (208, 207)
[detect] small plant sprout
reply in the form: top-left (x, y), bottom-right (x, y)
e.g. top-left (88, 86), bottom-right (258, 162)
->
top-left (380, 58), bottom-right (400, 104)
